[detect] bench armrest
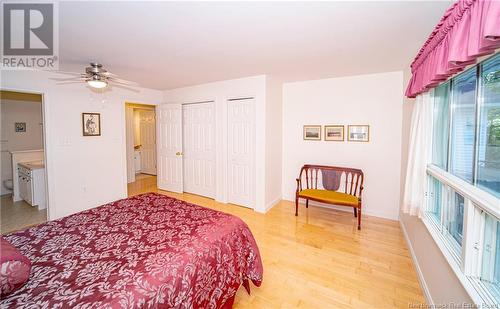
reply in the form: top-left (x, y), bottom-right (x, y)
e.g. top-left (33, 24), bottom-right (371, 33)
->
top-left (359, 185), bottom-right (364, 202)
top-left (296, 178), bottom-right (301, 193)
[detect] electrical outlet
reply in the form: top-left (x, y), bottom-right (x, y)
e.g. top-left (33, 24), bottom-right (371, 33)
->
top-left (59, 137), bottom-right (71, 146)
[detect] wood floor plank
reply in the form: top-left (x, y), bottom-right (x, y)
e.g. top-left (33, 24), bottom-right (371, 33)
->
top-left (1, 175), bottom-right (425, 308)
top-left (128, 175), bottom-right (426, 308)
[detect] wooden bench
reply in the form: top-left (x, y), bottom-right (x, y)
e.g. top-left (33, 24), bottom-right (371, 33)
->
top-left (295, 164), bottom-right (364, 229)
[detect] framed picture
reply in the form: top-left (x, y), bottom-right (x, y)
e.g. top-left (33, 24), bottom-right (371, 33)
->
top-left (303, 125), bottom-right (321, 140)
top-left (15, 122), bottom-right (26, 132)
top-left (324, 125), bottom-right (344, 141)
top-left (348, 125), bottom-right (370, 142)
top-left (82, 113), bottom-right (101, 136)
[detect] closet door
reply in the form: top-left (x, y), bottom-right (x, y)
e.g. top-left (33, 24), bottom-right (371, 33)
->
top-left (182, 102), bottom-right (215, 198)
top-left (157, 104), bottom-right (183, 193)
top-left (227, 98), bottom-right (255, 208)
top-left (139, 110), bottom-right (157, 175)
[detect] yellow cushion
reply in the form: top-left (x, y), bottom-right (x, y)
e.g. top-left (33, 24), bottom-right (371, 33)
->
top-left (299, 189), bottom-right (359, 206)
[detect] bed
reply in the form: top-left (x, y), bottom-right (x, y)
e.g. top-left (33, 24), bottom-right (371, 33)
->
top-left (0, 193), bottom-right (263, 308)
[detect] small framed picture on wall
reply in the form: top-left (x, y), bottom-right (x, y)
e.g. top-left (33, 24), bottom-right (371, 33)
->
top-left (82, 113), bottom-right (101, 136)
top-left (324, 125), bottom-right (344, 141)
top-left (15, 122), bottom-right (26, 132)
top-left (348, 125), bottom-right (369, 142)
top-left (303, 125), bottom-right (321, 140)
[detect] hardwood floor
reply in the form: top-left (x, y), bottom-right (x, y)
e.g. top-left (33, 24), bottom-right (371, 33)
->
top-left (1, 194), bottom-right (47, 234)
top-left (129, 175), bottom-right (426, 308)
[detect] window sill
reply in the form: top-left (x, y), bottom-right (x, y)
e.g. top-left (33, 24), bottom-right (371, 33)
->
top-left (427, 165), bottom-right (500, 220)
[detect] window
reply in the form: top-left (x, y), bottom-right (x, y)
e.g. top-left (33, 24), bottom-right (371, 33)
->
top-left (450, 68), bottom-right (476, 183)
top-left (446, 191), bottom-right (464, 247)
top-left (426, 52), bottom-right (500, 306)
top-left (432, 82), bottom-right (450, 169)
top-left (477, 55), bottom-right (500, 198)
top-left (428, 176), bottom-right (442, 223)
top-left (427, 176), bottom-right (463, 258)
top-left (481, 213), bottom-right (500, 300)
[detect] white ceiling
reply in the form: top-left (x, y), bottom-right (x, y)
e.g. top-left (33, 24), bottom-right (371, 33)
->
top-left (58, 1), bottom-right (451, 90)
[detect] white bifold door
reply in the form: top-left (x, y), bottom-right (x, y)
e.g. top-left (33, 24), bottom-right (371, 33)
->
top-left (182, 102), bottom-right (216, 198)
top-left (157, 99), bottom-right (254, 208)
top-left (139, 110), bottom-right (157, 175)
top-left (157, 104), bottom-right (183, 193)
top-left (227, 98), bottom-right (255, 208)
top-left (157, 102), bottom-right (216, 198)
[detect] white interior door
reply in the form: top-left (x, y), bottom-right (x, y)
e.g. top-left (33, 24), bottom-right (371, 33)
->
top-left (157, 104), bottom-right (183, 193)
top-left (182, 102), bottom-right (215, 198)
top-left (139, 110), bottom-right (157, 175)
top-left (227, 98), bottom-right (255, 208)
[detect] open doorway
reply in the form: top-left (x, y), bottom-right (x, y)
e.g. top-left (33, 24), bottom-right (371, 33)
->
top-left (125, 102), bottom-right (157, 196)
top-left (0, 90), bottom-right (48, 234)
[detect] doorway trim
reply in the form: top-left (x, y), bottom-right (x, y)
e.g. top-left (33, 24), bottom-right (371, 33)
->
top-left (124, 101), bottom-right (157, 186)
top-left (1, 87), bottom-right (53, 220)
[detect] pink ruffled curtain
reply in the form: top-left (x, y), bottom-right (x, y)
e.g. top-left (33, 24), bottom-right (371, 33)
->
top-left (405, 0), bottom-right (500, 98)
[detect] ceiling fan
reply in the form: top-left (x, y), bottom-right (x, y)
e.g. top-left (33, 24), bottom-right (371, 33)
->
top-left (51, 62), bottom-right (139, 91)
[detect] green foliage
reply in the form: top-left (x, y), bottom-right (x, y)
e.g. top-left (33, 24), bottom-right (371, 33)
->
top-left (488, 107), bottom-right (500, 146)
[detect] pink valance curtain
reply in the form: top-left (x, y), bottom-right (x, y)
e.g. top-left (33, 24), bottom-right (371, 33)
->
top-left (405, 0), bottom-right (500, 98)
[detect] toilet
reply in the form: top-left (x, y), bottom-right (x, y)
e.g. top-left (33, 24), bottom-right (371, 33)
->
top-left (3, 179), bottom-right (13, 191)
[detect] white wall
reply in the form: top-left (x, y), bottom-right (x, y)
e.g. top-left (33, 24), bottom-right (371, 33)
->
top-left (1, 70), bottom-right (163, 220)
top-left (265, 76), bottom-right (283, 210)
top-left (163, 75), bottom-right (267, 212)
top-left (1, 99), bottom-right (44, 194)
top-left (282, 71), bottom-right (403, 220)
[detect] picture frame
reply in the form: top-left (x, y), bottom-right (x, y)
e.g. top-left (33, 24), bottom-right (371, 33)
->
top-left (324, 125), bottom-right (344, 141)
top-left (82, 113), bottom-right (101, 136)
top-left (303, 125), bottom-right (321, 140)
top-left (348, 125), bottom-right (369, 142)
top-left (15, 122), bottom-right (26, 132)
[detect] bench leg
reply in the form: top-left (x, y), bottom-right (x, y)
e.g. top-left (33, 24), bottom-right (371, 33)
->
top-left (306, 199), bottom-right (309, 208)
top-left (295, 197), bottom-right (298, 216)
top-left (353, 207), bottom-right (357, 217)
top-left (357, 207), bottom-right (361, 230)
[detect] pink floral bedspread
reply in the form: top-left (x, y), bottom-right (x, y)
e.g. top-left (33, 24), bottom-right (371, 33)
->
top-left (0, 193), bottom-right (263, 308)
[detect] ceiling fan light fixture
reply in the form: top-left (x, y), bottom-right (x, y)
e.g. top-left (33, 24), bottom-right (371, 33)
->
top-left (53, 63), bottom-right (137, 91)
top-left (87, 77), bottom-right (108, 89)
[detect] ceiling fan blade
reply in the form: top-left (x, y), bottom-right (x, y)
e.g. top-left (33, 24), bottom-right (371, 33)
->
top-left (50, 76), bottom-right (86, 82)
top-left (109, 83), bottom-right (140, 93)
top-left (54, 81), bottom-right (84, 85)
top-left (101, 71), bottom-right (118, 77)
top-left (108, 77), bottom-right (139, 86)
top-left (51, 70), bottom-right (84, 77)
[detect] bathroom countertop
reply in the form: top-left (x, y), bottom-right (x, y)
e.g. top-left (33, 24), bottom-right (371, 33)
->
top-left (18, 161), bottom-right (45, 170)
top-left (10, 149), bottom-right (44, 154)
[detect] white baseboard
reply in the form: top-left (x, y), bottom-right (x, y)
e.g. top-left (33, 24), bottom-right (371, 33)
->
top-left (399, 220), bottom-right (434, 306)
top-left (266, 196), bottom-right (281, 211)
top-left (256, 196), bottom-right (281, 214)
top-left (0, 188), bottom-right (12, 196)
